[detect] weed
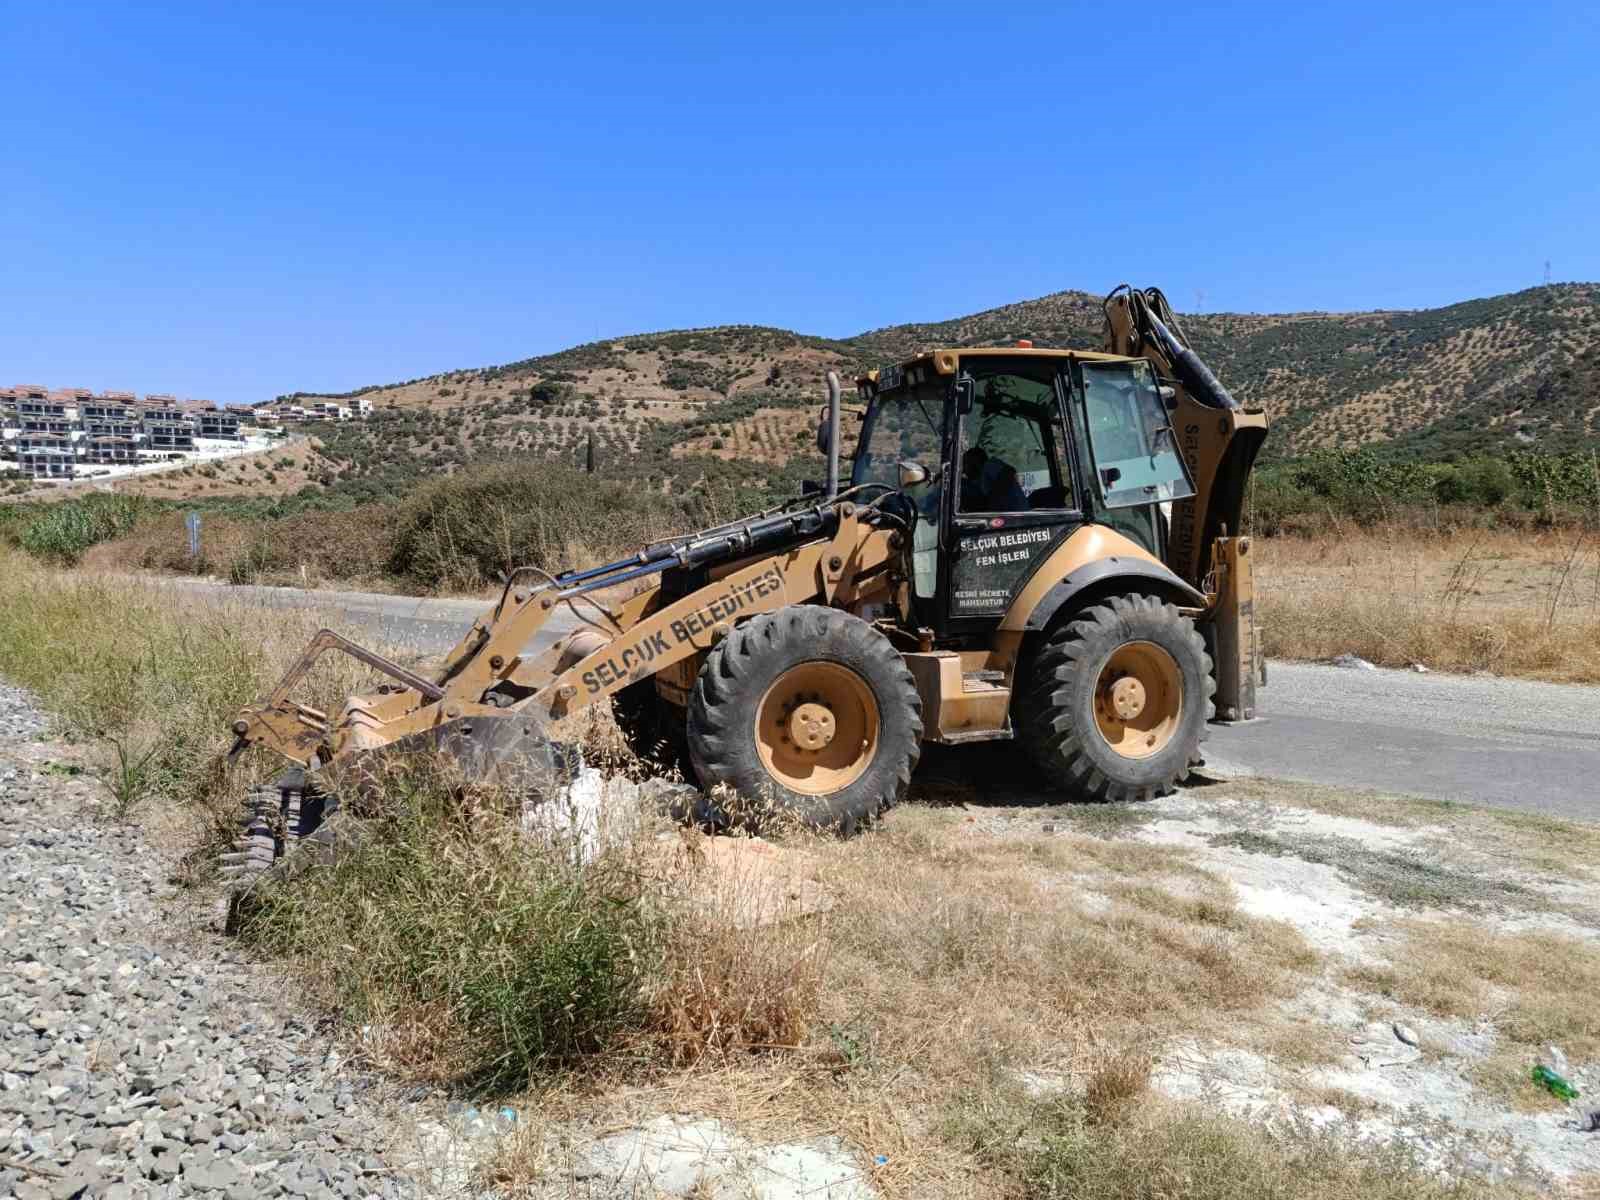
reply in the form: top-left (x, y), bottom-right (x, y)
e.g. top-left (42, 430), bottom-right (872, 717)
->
top-left (100, 734), bottom-right (161, 819)
top-left (10, 493), bottom-right (152, 563)
top-left (239, 758), bottom-right (659, 1092)
top-left (0, 549), bottom-right (382, 851)
top-left (1081, 1051), bottom-right (1152, 1127)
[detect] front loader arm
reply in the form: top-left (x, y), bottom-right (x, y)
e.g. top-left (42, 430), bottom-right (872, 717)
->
top-left (525, 507), bottom-right (897, 721)
top-left (228, 629), bottom-right (447, 766)
top-left (229, 497), bottom-right (898, 772)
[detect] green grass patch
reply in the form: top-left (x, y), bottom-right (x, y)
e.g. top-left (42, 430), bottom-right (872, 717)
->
top-left (4, 493), bottom-right (156, 563)
top-left (1206, 830), bottom-right (1535, 913)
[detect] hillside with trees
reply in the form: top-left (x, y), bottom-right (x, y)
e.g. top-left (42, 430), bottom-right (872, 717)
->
top-left (287, 283), bottom-right (1600, 465)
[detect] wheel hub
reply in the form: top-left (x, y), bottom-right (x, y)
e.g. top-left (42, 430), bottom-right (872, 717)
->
top-left (1108, 676), bottom-right (1146, 720)
top-left (1092, 640), bottom-right (1183, 761)
top-left (787, 701), bottom-right (836, 751)
top-left (755, 663), bottom-right (880, 795)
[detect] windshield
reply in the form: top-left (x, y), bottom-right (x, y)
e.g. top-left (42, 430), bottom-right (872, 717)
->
top-left (1081, 360), bottom-right (1195, 509)
top-left (852, 386), bottom-right (942, 489)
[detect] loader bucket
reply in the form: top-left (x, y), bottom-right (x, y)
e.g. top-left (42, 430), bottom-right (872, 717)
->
top-left (323, 712), bottom-right (581, 814)
top-left (381, 713), bottom-right (579, 794)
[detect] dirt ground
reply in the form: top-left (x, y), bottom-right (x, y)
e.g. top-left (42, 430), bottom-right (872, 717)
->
top-left (461, 738), bottom-right (1600, 1198)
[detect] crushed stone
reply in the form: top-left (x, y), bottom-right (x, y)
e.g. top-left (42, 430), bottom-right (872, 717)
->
top-left (0, 680), bottom-right (417, 1199)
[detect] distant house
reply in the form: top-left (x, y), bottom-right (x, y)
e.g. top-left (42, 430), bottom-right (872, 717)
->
top-left (84, 437), bottom-right (138, 465)
top-left (20, 414), bottom-right (74, 437)
top-left (141, 407), bottom-right (195, 451)
top-left (3, 382), bottom-right (271, 478)
top-left (16, 434), bottom-right (75, 479)
top-left (196, 410), bottom-right (241, 440)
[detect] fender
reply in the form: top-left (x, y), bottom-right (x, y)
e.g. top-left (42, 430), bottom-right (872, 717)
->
top-left (1000, 525), bottom-right (1205, 635)
top-left (1020, 558), bottom-right (1205, 632)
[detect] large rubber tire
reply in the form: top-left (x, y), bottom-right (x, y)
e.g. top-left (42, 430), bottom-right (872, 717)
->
top-left (1019, 594), bottom-right (1212, 803)
top-left (612, 679), bottom-right (692, 776)
top-left (686, 606), bottom-right (922, 834)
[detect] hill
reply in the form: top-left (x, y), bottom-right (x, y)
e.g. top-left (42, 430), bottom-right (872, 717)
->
top-left (287, 283), bottom-right (1600, 465)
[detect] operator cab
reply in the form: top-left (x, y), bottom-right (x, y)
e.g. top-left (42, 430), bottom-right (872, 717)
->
top-left (849, 347), bottom-right (1194, 631)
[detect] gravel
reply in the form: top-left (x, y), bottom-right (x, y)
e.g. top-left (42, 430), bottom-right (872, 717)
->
top-left (0, 681), bottom-right (417, 1199)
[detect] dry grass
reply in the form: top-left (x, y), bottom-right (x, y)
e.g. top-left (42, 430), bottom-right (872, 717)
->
top-left (0, 547), bottom-right (381, 859)
top-left (645, 832), bottom-right (830, 1066)
top-left (1081, 1051), bottom-right (1153, 1127)
top-left (964, 1092), bottom-right (1501, 1200)
top-left (475, 807), bottom-right (1329, 1196)
top-left (79, 503), bottom-right (397, 589)
top-left (1257, 521), bottom-right (1600, 681)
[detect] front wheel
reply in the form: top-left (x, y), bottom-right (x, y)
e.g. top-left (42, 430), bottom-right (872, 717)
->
top-left (686, 606), bottom-right (922, 834)
top-left (1019, 594), bottom-right (1212, 802)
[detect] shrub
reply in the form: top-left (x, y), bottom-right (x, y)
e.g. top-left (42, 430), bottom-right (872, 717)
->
top-left (14, 494), bottom-right (154, 563)
top-left (239, 759), bottom-right (657, 1090)
top-left (386, 462), bottom-right (714, 591)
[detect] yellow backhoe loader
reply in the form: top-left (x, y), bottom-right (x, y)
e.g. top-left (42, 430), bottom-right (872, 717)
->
top-left (221, 285), bottom-right (1267, 895)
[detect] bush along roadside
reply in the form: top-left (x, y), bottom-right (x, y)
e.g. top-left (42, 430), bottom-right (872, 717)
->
top-left (0, 550), bottom-right (378, 859)
top-left (1254, 448), bottom-right (1600, 533)
top-left (234, 758), bottom-right (665, 1092)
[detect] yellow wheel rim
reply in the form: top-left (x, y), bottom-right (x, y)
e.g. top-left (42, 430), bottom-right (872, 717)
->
top-left (1093, 641), bottom-right (1182, 760)
top-left (755, 662), bottom-right (880, 795)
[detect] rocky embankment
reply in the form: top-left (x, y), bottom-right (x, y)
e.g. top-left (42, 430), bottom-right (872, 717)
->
top-left (0, 682), bottom-right (413, 1199)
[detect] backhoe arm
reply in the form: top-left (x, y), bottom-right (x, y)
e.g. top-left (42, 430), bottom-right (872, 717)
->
top-left (1104, 285), bottom-right (1268, 722)
top-left (1102, 284), bottom-right (1268, 591)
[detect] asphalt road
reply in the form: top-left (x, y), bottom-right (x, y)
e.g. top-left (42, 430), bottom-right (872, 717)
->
top-left (162, 579), bottom-right (1600, 821)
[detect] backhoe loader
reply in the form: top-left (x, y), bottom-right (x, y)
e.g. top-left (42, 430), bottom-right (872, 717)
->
top-left (221, 285), bottom-right (1267, 894)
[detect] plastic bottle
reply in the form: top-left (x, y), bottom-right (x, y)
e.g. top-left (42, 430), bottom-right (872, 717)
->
top-left (1532, 1064), bottom-right (1580, 1101)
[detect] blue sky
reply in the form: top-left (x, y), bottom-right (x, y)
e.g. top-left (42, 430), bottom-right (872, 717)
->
top-left (2, 2), bottom-right (1596, 403)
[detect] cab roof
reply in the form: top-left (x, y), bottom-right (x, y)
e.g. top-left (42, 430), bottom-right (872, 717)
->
top-left (859, 345), bottom-right (1137, 390)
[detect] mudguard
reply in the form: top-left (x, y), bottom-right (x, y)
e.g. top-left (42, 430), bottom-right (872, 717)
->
top-left (1020, 557), bottom-right (1205, 632)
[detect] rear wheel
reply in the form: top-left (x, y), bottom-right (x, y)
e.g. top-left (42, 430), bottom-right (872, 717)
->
top-left (686, 606), bottom-right (922, 834)
top-left (1020, 594), bottom-right (1211, 802)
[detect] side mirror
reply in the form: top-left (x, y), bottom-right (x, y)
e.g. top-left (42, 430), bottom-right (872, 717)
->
top-left (897, 461), bottom-right (928, 489)
top-left (956, 379), bottom-right (975, 415)
top-left (801, 479), bottom-right (824, 497)
top-left (815, 406), bottom-right (832, 455)
top-left (1101, 467), bottom-right (1122, 488)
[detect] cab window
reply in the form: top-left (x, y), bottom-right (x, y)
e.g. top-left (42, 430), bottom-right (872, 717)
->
top-left (957, 371), bottom-right (1074, 513)
top-left (1080, 360), bottom-right (1195, 508)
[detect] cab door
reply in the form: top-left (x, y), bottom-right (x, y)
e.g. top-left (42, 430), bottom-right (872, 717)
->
top-left (943, 365), bottom-right (1084, 630)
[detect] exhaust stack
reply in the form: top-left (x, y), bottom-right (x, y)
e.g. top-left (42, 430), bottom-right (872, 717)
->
top-left (824, 370), bottom-right (842, 498)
